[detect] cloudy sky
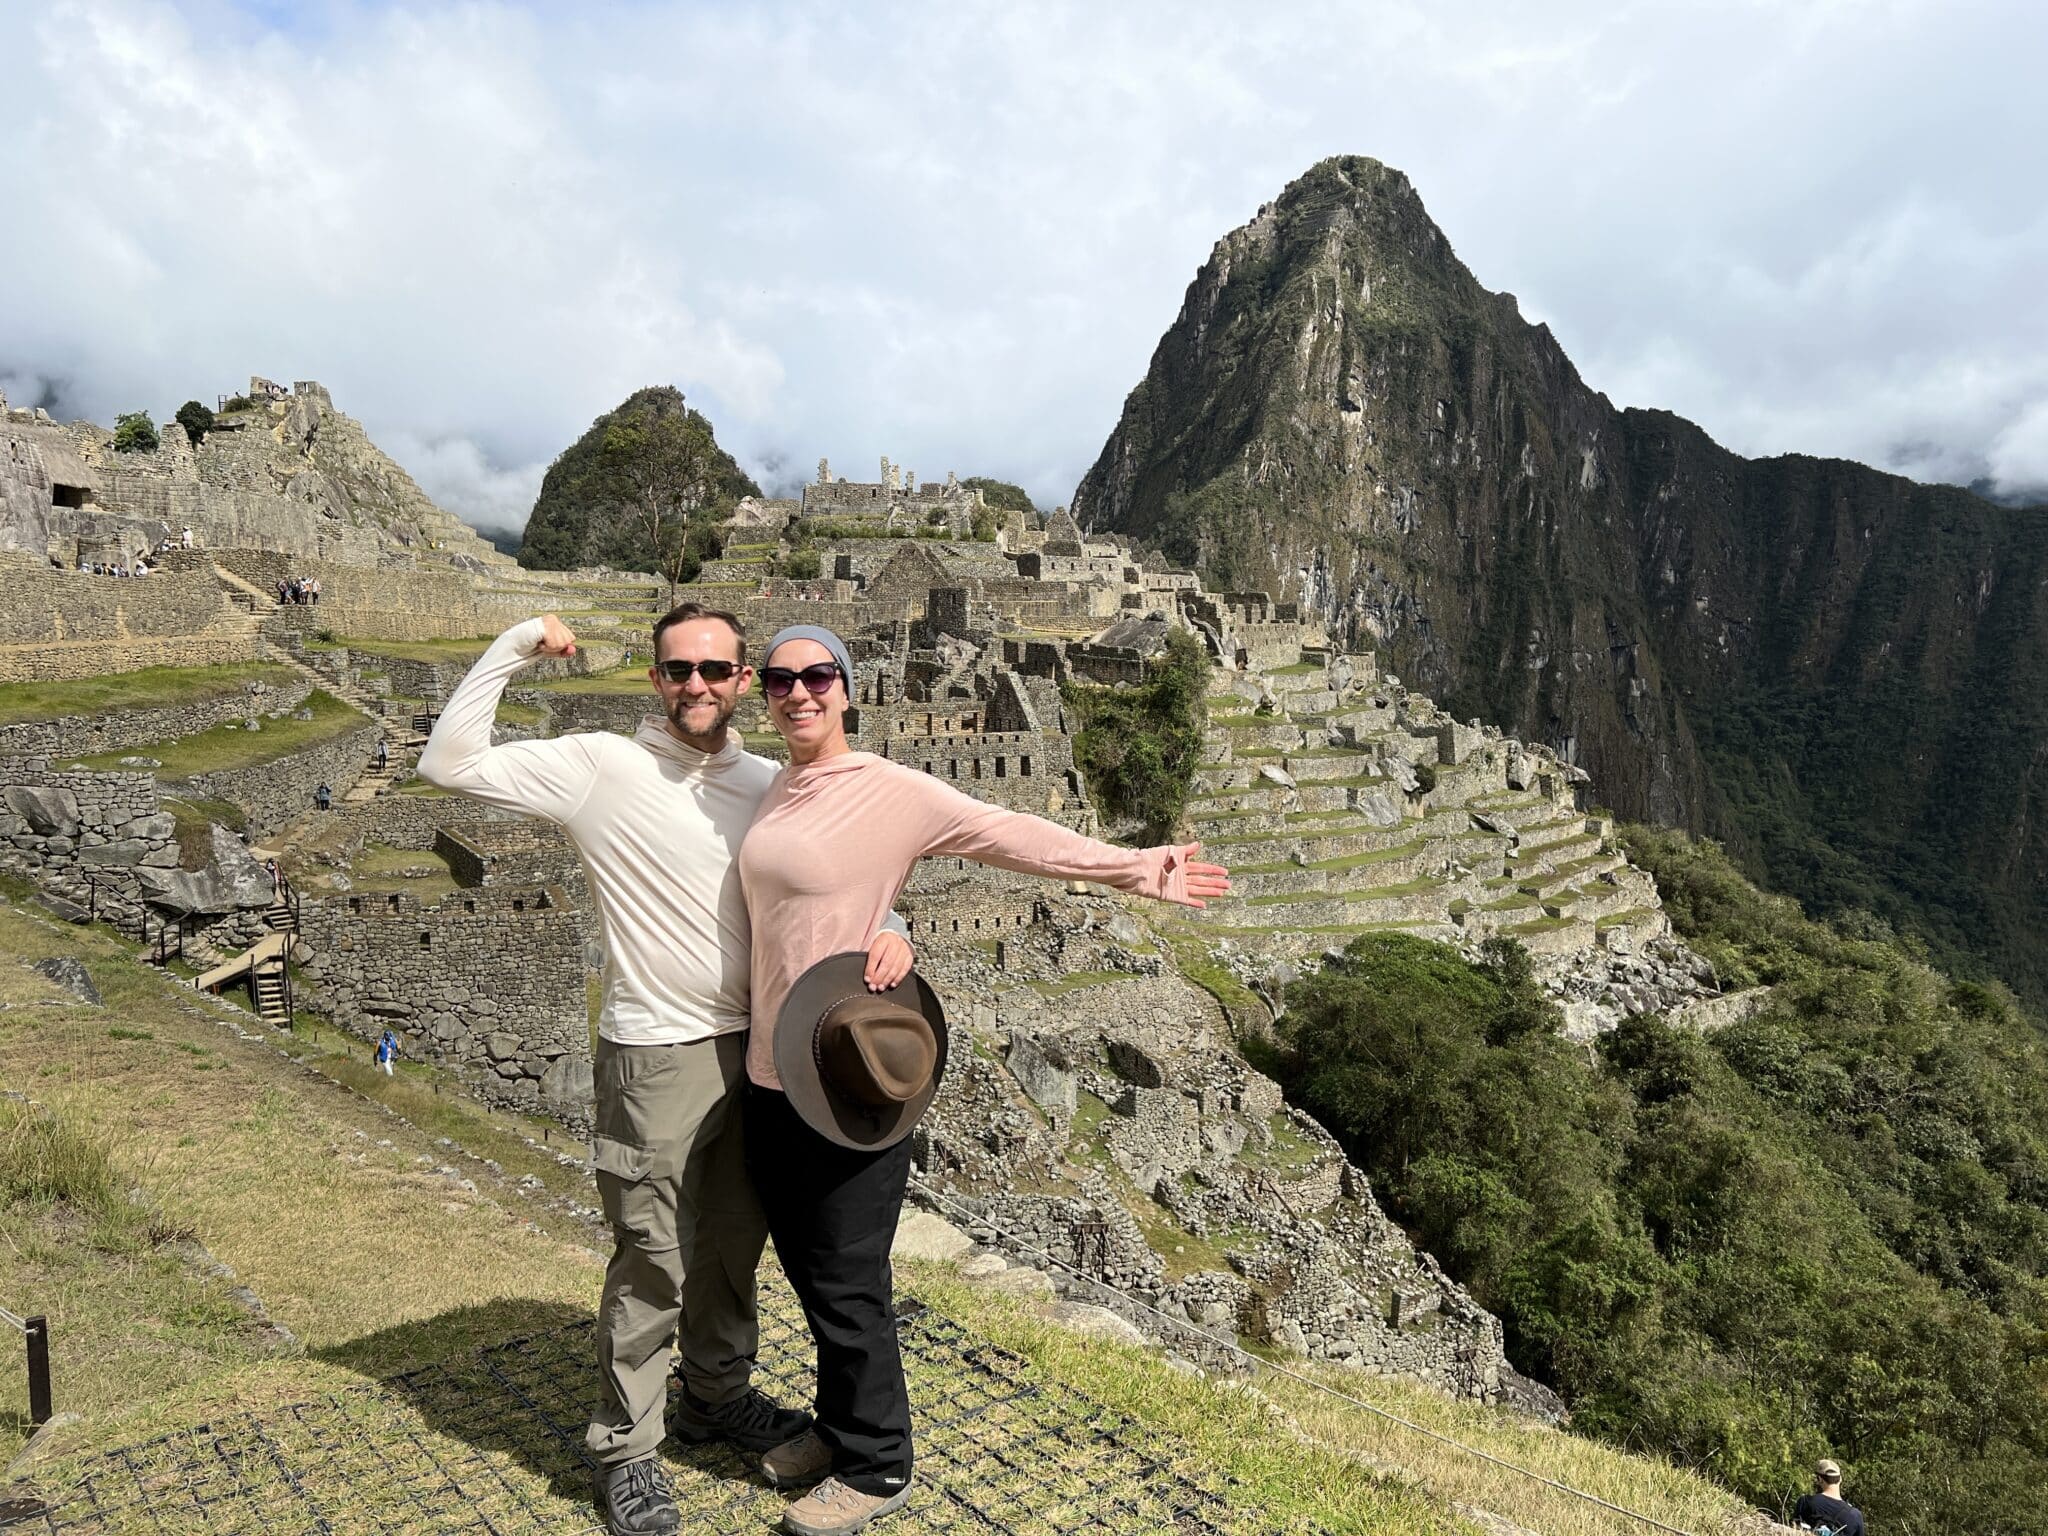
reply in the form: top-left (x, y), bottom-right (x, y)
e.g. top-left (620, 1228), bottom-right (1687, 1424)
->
top-left (2, 0), bottom-right (2044, 538)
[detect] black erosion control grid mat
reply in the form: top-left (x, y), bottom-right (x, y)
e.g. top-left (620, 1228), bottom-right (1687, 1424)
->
top-left (1, 1297), bottom-right (1294, 1534)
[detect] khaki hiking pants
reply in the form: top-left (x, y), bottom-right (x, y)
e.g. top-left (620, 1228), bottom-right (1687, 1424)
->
top-left (585, 1032), bottom-right (767, 1467)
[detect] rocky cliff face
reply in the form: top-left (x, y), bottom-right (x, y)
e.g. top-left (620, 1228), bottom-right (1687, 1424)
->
top-left (1074, 156), bottom-right (2048, 1005)
top-left (517, 386), bottom-right (760, 571)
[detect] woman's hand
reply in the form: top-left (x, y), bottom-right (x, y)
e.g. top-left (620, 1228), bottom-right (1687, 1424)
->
top-left (1159, 842), bottom-right (1231, 909)
top-left (864, 929), bottom-right (915, 991)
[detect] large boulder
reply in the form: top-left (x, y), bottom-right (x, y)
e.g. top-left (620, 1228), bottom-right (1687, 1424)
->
top-left (540, 1053), bottom-right (594, 1110)
top-left (1005, 1032), bottom-right (1076, 1118)
top-left (4, 786), bottom-right (79, 838)
top-left (134, 825), bottom-right (274, 914)
top-left (30, 957), bottom-right (101, 1006)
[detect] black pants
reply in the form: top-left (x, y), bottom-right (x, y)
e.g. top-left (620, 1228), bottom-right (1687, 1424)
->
top-left (745, 1085), bottom-right (913, 1496)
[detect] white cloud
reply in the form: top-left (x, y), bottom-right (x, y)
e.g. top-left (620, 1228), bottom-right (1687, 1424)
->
top-left (1987, 400), bottom-right (2048, 497)
top-left (1, 0), bottom-right (2044, 529)
top-left (379, 431), bottom-right (546, 538)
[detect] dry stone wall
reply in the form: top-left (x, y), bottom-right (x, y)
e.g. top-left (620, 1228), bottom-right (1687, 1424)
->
top-left (298, 887), bottom-right (593, 1128)
top-left (0, 555), bottom-right (260, 682)
top-left (0, 759), bottom-right (176, 927)
top-left (178, 721), bottom-right (381, 834)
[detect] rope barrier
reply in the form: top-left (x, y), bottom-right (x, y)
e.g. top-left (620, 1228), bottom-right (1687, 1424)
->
top-left (0, 1305), bottom-right (27, 1334)
top-left (908, 1176), bottom-right (1700, 1536)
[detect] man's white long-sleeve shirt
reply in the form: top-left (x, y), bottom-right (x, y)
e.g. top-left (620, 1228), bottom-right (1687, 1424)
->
top-left (417, 619), bottom-right (775, 1046)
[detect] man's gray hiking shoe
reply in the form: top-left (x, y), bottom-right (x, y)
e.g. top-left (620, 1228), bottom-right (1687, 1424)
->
top-left (597, 1456), bottom-right (680, 1536)
top-left (668, 1382), bottom-right (812, 1454)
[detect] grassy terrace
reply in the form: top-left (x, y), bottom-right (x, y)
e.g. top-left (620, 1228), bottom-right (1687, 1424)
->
top-left (314, 636), bottom-right (495, 665)
top-left (73, 690), bottom-right (371, 778)
top-left (332, 842), bottom-right (461, 900)
top-left (1243, 875), bottom-right (1444, 907)
top-left (525, 668), bottom-right (654, 694)
top-left (0, 662), bottom-right (297, 726)
top-left (1228, 838), bottom-right (1430, 876)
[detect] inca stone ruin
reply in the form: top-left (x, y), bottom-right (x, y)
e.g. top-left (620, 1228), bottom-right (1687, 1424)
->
top-left (0, 381), bottom-right (1738, 1411)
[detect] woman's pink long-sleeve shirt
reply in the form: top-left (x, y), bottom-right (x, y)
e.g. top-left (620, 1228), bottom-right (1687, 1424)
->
top-left (738, 751), bottom-right (1187, 1090)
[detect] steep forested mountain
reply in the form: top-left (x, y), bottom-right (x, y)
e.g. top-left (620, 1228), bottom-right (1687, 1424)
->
top-left (518, 386), bottom-right (760, 572)
top-left (1074, 156), bottom-right (2048, 1005)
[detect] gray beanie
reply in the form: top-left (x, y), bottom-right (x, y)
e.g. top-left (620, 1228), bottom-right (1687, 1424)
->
top-left (764, 624), bottom-right (854, 692)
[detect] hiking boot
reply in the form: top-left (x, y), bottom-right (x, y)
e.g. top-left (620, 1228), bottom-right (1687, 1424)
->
top-left (668, 1381), bottom-right (811, 1454)
top-left (780, 1475), bottom-right (912, 1536)
top-left (759, 1428), bottom-right (833, 1490)
top-left (596, 1456), bottom-right (680, 1536)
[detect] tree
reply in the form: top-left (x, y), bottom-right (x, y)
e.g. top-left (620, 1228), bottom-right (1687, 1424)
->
top-left (113, 411), bottom-right (159, 454)
top-left (601, 401), bottom-right (718, 604)
top-left (174, 400), bottom-right (214, 445)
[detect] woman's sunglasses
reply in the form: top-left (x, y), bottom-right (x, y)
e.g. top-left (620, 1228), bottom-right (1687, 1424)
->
top-left (760, 663), bottom-right (844, 699)
top-left (653, 659), bottom-right (739, 684)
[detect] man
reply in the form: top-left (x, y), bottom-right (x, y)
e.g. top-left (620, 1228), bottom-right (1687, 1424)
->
top-left (1795, 1459), bottom-right (1865, 1536)
top-left (419, 605), bottom-right (911, 1536)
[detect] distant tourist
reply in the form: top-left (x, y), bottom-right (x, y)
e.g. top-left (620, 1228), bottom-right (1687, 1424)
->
top-left (276, 579), bottom-right (289, 605)
top-left (418, 605), bottom-right (914, 1536)
top-left (180, 524), bottom-right (193, 548)
top-left (314, 782), bottom-right (332, 812)
top-left (265, 858), bottom-right (284, 900)
top-left (374, 1028), bottom-right (399, 1076)
top-left (310, 577), bottom-right (321, 604)
top-left (1795, 1459), bottom-right (1864, 1536)
top-left (375, 739), bottom-right (389, 771)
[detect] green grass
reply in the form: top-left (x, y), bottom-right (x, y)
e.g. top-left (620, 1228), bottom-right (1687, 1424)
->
top-left (493, 699), bottom-right (549, 728)
top-left (0, 662), bottom-right (295, 726)
top-left (1166, 936), bottom-right (1269, 1032)
top-left (1230, 839), bottom-right (1428, 877)
top-left (333, 637), bottom-right (494, 664)
top-left (525, 669), bottom-right (657, 695)
top-left (1239, 1113), bottom-right (1324, 1174)
top-left (1245, 876), bottom-right (1444, 908)
top-left (334, 842), bottom-right (460, 899)
top-left (1024, 969), bottom-right (1132, 999)
top-left (73, 690), bottom-right (371, 779)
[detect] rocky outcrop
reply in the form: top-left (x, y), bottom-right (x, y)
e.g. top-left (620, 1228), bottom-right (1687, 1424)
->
top-left (1074, 155), bottom-right (2048, 1009)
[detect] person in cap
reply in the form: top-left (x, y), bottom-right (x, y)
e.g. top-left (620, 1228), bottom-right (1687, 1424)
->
top-left (1795, 1459), bottom-right (1864, 1536)
top-left (739, 623), bottom-right (1229, 1536)
top-left (419, 607), bottom-right (915, 1536)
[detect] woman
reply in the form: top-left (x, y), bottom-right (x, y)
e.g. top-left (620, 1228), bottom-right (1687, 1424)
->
top-left (738, 623), bottom-right (1228, 1536)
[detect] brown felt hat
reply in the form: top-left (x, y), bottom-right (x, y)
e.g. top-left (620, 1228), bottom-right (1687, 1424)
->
top-left (773, 951), bottom-right (949, 1150)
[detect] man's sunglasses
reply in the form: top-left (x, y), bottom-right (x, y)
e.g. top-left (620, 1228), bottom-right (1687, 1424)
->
top-left (760, 663), bottom-right (844, 698)
top-left (653, 659), bottom-right (739, 684)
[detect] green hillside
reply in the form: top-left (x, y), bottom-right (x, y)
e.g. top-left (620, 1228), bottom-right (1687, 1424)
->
top-left (1260, 829), bottom-right (2048, 1536)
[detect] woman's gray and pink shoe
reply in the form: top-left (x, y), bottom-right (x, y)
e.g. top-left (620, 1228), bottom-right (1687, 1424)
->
top-left (761, 1432), bottom-right (911, 1535)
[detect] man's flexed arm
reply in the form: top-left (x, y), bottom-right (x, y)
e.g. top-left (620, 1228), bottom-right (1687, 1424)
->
top-left (416, 616), bottom-right (600, 822)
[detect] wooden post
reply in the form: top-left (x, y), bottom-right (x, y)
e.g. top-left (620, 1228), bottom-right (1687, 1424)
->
top-left (25, 1315), bottom-right (51, 1427)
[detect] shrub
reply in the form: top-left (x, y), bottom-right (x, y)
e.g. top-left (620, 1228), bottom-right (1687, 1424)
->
top-left (781, 548), bottom-right (821, 581)
top-left (1062, 629), bottom-right (1208, 841)
top-left (174, 399), bottom-right (215, 444)
top-left (113, 411), bottom-right (160, 453)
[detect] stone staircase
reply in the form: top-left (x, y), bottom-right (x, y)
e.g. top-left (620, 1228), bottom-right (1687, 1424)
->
top-left (1179, 649), bottom-right (1668, 964)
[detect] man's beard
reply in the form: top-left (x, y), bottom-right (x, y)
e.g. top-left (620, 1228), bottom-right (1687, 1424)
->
top-left (667, 692), bottom-right (735, 739)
